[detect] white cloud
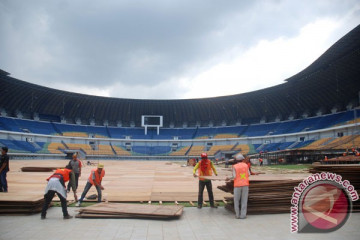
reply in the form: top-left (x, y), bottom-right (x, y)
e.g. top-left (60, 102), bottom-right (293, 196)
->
top-left (179, 18), bottom-right (342, 99)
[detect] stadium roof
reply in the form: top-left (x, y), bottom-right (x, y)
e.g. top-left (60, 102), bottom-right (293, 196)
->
top-left (1, 25), bottom-right (360, 127)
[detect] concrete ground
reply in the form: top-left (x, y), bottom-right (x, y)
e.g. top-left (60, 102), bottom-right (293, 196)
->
top-left (0, 207), bottom-right (359, 240)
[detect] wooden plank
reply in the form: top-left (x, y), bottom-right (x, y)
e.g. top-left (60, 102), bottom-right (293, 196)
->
top-left (78, 202), bottom-right (184, 218)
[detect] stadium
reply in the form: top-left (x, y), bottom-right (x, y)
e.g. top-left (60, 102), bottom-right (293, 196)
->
top-left (1, 3), bottom-right (360, 238)
top-left (0, 25), bottom-right (359, 163)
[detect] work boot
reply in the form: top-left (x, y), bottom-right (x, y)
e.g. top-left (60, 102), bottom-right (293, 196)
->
top-left (63, 215), bottom-right (73, 219)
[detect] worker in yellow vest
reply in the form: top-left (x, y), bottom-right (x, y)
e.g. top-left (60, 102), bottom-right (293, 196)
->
top-left (193, 153), bottom-right (218, 208)
top-left (226, 155), bottom-right (251, 219)
top-left (76, 164), bottom-right (105, 207)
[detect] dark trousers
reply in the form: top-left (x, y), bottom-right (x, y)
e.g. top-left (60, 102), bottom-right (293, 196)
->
top-left (0, 171), bottom-right (8, 192)
top-left (79, 182), bottom-right (102, 203)
top-left (198, 180), bottom-right (214, 206)
top-left (67, 173), bottom-right (80, 191)
top-left (41, 190), bottom-right (69, 217)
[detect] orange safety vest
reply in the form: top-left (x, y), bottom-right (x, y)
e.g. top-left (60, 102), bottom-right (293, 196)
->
top-left (49, 168), bottom-right (72, 182)
top-left (198, 159), bottom-right (213, 181)
top-left (233, 162), bottom-right (249, 187)
top-left (88, 168), bottom-right (105, 185)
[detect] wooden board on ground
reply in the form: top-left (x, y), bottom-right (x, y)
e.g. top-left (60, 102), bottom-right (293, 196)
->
top-left (2, 160), bottom-right (312, 206)
top-left (21, 167), bottom-right (57, 172)
top-left (0, 193), bottom-right (44, 214)
top-left (76, 202), bottom-right (183, 219)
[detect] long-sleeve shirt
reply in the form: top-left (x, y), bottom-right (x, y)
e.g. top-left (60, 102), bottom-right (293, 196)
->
top-left (193, 160), bottom-right (218, 181)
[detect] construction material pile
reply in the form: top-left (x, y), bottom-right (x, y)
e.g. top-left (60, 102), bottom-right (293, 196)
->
top-left (218, 179), bottom-right (301, 214)
top-left (219, 164), bottom-right (360, 214)
top-left (325, 155), bottom-right (360, 163)
top-left (309, 164), bottom-right (360, 211)
top-left (76, 202), bottom-right (184, 219)
top-left (0, 195), bottom-right (44, 214)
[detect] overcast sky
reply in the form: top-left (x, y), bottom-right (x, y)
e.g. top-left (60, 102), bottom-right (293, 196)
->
top-left (1, 0), bottom-right (359, 99)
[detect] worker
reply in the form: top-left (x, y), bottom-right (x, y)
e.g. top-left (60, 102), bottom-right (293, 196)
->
top-left (193, 153), bottom-right (218, 209)
top-left (245, 156), bottom-right (259, 175)
top-left (67, 153), bottom-right (82, 192)
top-left (259, 158), bottom-right (263, 166)
top-left (41, 165), bottom-right (77, 219)
top-left (0, 146), bottom-right (10, 192)
top-left (226, 155), bottom-right (251, 219)
top-left (76, 163), bottom-right (105, 207)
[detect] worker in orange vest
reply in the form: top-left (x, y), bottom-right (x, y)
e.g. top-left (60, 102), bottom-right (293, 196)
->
top-left (226, 155), bottom-right (251, 219)
top-left (41, 165), bottom-right (77, 219)
top-left (76, 164), bottom-right (105, 207)
top-left (193, 153), bottom-right (218, 209)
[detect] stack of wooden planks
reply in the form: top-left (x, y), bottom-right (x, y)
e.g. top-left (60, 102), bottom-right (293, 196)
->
top-left (76, 202), bottom-right (184, 219)
top-left (309, 164), bottom-right (360, 211)
top-left (219, 164), bottom-right (360, 214)
top-left (219, 179), bottom-right (302, 214)
top-left (0, 194), bottom-right (44, 214)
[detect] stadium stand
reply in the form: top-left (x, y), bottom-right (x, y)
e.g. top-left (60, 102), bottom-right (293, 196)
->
top-left (300, 138), bottom-right (333, 150)
top-left (47, 142), bottom-right (65, 154)
top-left (170, 146), bottom-right (191, 156)
top-left (213, 134), bottom-right (238, 139)
top-left (187, 145), bottom-right (205, 156)
top-left (0, 25), bottom-right (359, 157)
top-left (319, 135), bottom-right (359, 150)
top-left (112, 145), bottom-right (131, 156)
top-left (87, 145), bottom-right (115, 155)
top-left (207, 145), bottom-right (234, 156)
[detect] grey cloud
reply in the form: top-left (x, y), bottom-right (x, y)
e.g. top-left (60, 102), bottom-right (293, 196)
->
top-left (0, 0), bottom-right (359, 99)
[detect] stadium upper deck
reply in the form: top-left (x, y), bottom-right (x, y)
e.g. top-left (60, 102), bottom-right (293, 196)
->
top-left (0, 25), bottom-right (359, 128)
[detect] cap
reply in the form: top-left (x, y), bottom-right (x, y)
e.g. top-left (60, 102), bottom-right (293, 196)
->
top-left (235, 153), bottom-right (245, 161)
top-left (201, 152), bottom-right (208, 158)
top-left (98, 164), bottom-right (104, 168)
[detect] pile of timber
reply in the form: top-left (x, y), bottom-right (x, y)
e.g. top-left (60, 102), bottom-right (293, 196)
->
top-left (309, 164), bottom-right (360, 211)
top-left (76, 202), bottom-right (184, 219)
top-left (324, 155), bottom-right (360, 164)
top-left (219, 165), bottom-right (360, 214)
top-left (219, 179), bottom-right (302, 214)
top-left (0, 195), bottom-right (44, 214)
top-left (21, 167), bottom-right (57, 172)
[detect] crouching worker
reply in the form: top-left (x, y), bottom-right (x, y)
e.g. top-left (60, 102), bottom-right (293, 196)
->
top-left (76, 164), bottom-right (105, 207)
top-left (41, 165), bottom-right (77, 219)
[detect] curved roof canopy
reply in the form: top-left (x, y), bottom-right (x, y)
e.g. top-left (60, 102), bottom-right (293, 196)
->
top-left (1, 25), bottom-right (360, 127)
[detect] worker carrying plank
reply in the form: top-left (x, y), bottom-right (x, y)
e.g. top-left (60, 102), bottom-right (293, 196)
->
top-left (226, 155), bottom-right (256, 219)
top-left (76, 163), bottom-right (105, 207)
top-left (193, 153), bottom-right (218, 209)
top-left (41, 165), bottom-right (77, 219)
